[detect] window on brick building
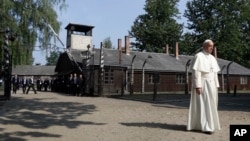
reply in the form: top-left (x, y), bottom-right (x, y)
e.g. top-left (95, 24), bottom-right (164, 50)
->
top-left (240, 76), bottom-right (248, 85)
top-left (104, 68), bottom-right (114, 84)
top-left (149, 74), bottom-right (153, 84)
top-left (176, 74), bottom-right (185, 84)
top-left (149, 73), bottom-right (160, 84)
top-left (127, 73), bottom-right (131, 84)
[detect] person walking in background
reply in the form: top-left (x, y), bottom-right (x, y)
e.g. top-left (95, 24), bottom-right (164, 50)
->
top-left (78, 74), bottom-right (84, 96)
top-left (187, 39), bottom-right (221, 134)
top-left (21, 76), bottom-right (28, 94)
top-left (43, 78), bottom-right (50, 91)
top-left (50, 77), bottom-right (55, 92)
top-left (66, 74), bottom-right (73, 95)
top-left (12, 74), bottom-right (19, 94)
top-left (75, 74), bottom-right (82, 96)
top-left (72, 73), bottom-right (78, 96)
top-left (26, 76), bottom-right (37, 94)
top-left (36, 78), bottom-right (43, 91)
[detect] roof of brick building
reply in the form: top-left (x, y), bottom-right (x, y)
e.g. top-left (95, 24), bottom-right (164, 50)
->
top-left (64, 48), bottom-right (250, 75)
top-left (12, 65), bottom-right (56, 76)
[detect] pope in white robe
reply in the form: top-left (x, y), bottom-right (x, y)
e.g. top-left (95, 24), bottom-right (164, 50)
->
top-left (187, 39), bottom-right (221, 133)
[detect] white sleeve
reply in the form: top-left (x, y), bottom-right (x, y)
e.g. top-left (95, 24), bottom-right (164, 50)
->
top-left (215, 72), bottom-right (220, 87)
top-left (193, 70), bottom-right (202, 88)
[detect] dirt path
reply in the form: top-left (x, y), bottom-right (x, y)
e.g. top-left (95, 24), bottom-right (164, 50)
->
top-left (1, 90), bottom-right (250, 141)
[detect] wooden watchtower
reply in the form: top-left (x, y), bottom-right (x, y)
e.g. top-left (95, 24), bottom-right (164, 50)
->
top-left (65, 23), bottom-right (94, 51)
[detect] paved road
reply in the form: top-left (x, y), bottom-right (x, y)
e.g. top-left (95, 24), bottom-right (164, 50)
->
top-left (1, 90), bottom-right (250, 141)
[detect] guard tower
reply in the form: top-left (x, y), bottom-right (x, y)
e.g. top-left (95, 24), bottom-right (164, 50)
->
top-left (65, 23), bottom-right (94, 51)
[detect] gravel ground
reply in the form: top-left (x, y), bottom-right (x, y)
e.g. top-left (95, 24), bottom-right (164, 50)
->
top-left (0, 90), bottom-right (250, 141)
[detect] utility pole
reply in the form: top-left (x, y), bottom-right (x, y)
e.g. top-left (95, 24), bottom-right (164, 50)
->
top-left (1, 28), bottom-right (16, 100)
top-left (185, 59), bottom-right (191, 95)
top-left (130, 55), bottom-right (136, 95)
top-left (98, 42), bottom-right (104, 96)
top-left (226, 62), bottom-right (233, 95)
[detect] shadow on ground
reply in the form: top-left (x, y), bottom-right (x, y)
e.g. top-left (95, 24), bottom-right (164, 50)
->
top-left (1, 131), bottom-right (61, 141)
top-left (0, 96), bottom-right (105, 140)
top-left (120, 122), bottom-right (186, 132)
top-left (112, 93), bottom-right (250, 112)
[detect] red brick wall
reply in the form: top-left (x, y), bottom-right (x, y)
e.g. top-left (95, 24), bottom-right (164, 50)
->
top-left (132, 72), bottom-right (186, 92)
top-left (218, 75), bottom-right (250, 92)
top-left (96, 68), bottom-right (250, 94)
top-left (129, 72), bottom-right (250, 93)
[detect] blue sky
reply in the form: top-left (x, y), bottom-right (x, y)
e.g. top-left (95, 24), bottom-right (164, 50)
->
top-left (33, 0), bottom-right (186, 65)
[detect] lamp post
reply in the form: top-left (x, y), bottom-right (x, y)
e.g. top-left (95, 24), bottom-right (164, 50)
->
top-left (220, 65), bottom-right (226, 93)
top-left (185, 59), bottom-right (191, 95)
top-left (226, 61), bottom-right (233, 95)
top-left (141, 55), bottom-right (152, 93)
top-left (130, 55), bottom-right (137, 95)
top-left (91, 45), bottom-right (95, 95)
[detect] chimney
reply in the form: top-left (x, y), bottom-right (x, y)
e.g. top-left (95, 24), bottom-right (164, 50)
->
top-left (213, 46), bottom-right (217, 58)
top-left (118, 38), bottom-right (122, 51)
top-left (165, 44), bottom-right (169, 55)
top-left (118, 38), bottom-right (122, 64)
top-left (125, 35), bottom-right (130, 55)
top-left (175, 42), bottom-right (179, 59)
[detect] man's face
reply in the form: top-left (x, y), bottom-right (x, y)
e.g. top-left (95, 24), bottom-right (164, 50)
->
top-left (204, 41), bottom-right (214, 54)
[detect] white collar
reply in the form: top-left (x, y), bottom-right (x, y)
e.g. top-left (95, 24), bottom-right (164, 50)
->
top-left (202, 50), bottom-right (210, 55)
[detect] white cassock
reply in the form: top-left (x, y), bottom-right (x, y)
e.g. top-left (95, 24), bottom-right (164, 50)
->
top-left (187, 51), bottom-right (221, 132)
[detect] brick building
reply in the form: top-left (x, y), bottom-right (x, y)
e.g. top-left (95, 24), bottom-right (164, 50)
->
top-left (55, 42), bottom-right (250, 95)
top-left (12, 65), bottom-right (56, 80)
top-left (55, 23), bottom-right (250, 95)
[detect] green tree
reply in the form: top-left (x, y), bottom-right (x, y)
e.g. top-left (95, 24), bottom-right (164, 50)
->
top-left (184, 0), bottom-right (250, 67)
top-left (129, 0), bottom-right (182, 52)
top-left (46, 51), bottom-right (62, 66)
top-left (0, 0), bottom-right (67, 65)
top-left (103, 37), bottom-right (113, 49)
top-left (179, 32), bottom-right (200, 55)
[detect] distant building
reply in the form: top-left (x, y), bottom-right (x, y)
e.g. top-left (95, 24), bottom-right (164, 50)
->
top-left (55, 39), bottom-right (250, 95)
top-left (12, 65), bottom-right (56, 80)
top-left (50, 23), bottom-right (250, 95)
